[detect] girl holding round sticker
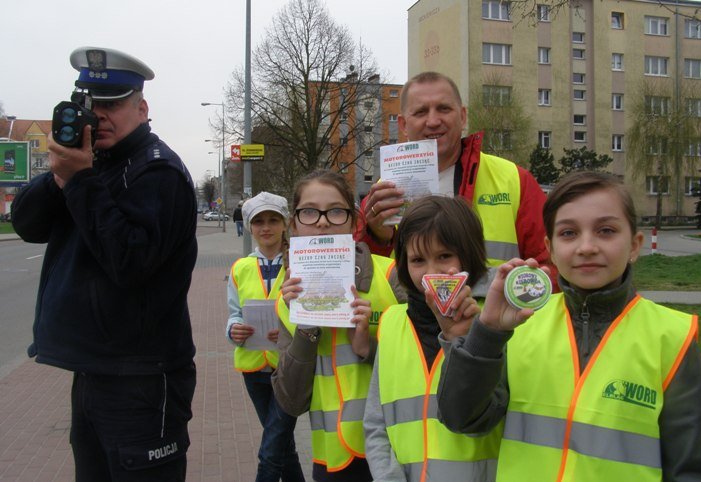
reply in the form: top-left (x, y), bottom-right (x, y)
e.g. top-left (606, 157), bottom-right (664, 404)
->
top-left (437, 171), bottom-right (701, 481)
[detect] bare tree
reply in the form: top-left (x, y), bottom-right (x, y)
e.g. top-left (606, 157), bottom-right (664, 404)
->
top-left (224, 0), bottom-right (384, 177)
top-left (201, 176), bottom-right (217, 208)
top-left (627, 78), bottom-right (701, 228)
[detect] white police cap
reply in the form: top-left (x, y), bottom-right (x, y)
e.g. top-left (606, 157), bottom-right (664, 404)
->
top-left (70, 47), bottom-right (155, 100)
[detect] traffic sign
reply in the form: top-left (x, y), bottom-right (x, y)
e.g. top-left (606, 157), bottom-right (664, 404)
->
top-left (216, 197), bottom-right (223, 205)
top-left (231, 144), bottom-right (241, 163)
top-left (241, 144), bottom-right (265, 162)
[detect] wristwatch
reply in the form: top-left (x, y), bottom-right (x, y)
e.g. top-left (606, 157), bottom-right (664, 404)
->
top-left (298, 327), bottom-right (321, 343)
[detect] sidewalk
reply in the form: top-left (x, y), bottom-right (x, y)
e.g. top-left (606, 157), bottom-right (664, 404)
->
top-left (0, 227), bottom-right (313, 481)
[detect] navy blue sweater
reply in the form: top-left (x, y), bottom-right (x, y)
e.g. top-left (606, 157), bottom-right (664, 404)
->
top-left (12, 124), bottom-right (197, 375)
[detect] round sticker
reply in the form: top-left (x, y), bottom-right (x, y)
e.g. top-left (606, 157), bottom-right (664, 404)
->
top-left (504, 266), bottom-right (552, 311)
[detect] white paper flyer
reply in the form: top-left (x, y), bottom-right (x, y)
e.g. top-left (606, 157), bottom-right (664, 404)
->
top-left (379, 139), bottom-right (440, 225)
top-left (241, 299), bottom-right (279, 351)
top-left (289, 234), bottom-right (356, 328)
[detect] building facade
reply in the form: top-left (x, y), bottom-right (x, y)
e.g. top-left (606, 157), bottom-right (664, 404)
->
top-left (0, 118), bottom-right (51, 215)
top-left (408, 0), bottom-right (701, 221)
top-left (322, 75), bottom-right (407, 201)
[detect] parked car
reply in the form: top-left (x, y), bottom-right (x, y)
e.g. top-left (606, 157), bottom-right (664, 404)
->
top-left (203, 211), bottom-right (230, 221)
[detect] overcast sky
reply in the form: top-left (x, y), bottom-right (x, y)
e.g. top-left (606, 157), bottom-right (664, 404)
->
top-left (1, 0), bottom-right (413, 184)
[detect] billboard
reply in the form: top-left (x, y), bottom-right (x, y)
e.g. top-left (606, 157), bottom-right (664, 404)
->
top-left (0, 142), bottom-right (30, 183)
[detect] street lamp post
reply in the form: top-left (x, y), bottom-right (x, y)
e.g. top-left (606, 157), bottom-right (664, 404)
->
top-left (201, 102), bottom-right (226, 233)
top-left (6, 115), bottom-right (17, 140)
top-left (206, 148), bottom-right (223, 228)
top-left (243, 0), bottom-right (252, 254)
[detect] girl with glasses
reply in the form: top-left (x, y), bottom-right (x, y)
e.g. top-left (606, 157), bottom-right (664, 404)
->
top-left (272, 170), bottom-right (406, 482)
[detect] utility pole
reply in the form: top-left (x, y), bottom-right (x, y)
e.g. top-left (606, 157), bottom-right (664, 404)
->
top-left (243, 0), bottom-right (253, 254)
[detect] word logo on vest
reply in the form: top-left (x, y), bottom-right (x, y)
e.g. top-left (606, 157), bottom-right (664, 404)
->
top-left (602, 379), bottom-right (657, 409)
top-left (477, 193), bottom-right (511, 206)
top-left (148, 442), bottom-right (179, 461)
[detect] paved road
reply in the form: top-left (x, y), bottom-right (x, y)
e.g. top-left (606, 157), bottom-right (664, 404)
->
top-left (638, 227), bottom-right (701, 257)
top-left (0, 241), bottom-right (44, 378)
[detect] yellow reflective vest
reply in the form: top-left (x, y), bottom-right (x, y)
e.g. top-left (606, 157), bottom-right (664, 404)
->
top-left (377, 304), bottom-right (502, 482)
top-left (230, 256), bottom-right (284, 372)
top-left (500, 293), bottom-right (698, 482)
top-left (278, 254), bottom-right (399, 472)
top-left (382, 154), bottom-right (520, 266)
top-left (471, 153), bottom-right (520, 267)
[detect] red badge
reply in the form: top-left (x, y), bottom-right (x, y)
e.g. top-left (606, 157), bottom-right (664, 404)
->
top-left (421, 272), bottom-right (469, 316)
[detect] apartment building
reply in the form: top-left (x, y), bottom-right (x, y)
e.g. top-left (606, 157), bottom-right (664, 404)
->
top-left (408, 0), bottom-right (701, 221)
top-left (322, 74), bottom-right (407, 200)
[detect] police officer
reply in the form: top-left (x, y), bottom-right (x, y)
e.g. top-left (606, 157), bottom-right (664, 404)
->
top-left (12, 47), bottom-right (197, 481)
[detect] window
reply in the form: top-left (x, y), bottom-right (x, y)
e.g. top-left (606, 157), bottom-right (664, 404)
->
top-left (388, 138), bottom-right (398, 145)
top-left (483, 85), bottom-right (512, 106)
top-left (647, 137), bottom-right (668, 155)
top-left (612, 53), bottom-right (624, 70)
top-left (687, 140), bottom-right (701, 157)
top-left (538, 89), bottom-right (551, 106)
top-left (573, 114), bottom-right (586, 125)
top-left (645, 96), bottom-right (671, 116)
top-left (537, 4), bottom-right (550, 21)
top-left (686, 19), bottom-right (701, 39)
top-left (364, 174), bottom-right (374, 182)
top-left (646, 176), bottom-right (669, 195)
top-left (573, 73), bottom-right (585, 84)
top-left (364, 149), bottom-right (374, 157)
top-left (687, 98), bottom-right (701, 117)
top-left (612, 135), bottom-right (624, 151)
top-left (612, 93), bottom-right (624, 110)
top-left (389, 89), bottom-right (399, 98)
top-left (611, 12), bottom-right (624, 29)
top-left (483, 43), bottom-right (512, 64)
top-left (574, 131), bottom-right (587, 142)
top-left (388, 114), bottom-right (398, 122)
top-left (645, 16), bottom-right (669, 36)
top-left (364, 101), bottom-right (374, 109)
top-left (684, 177), bottom-right (701, 195)
top-left (341, 136), bottom-right (348, 146)
top-left (488, 130), bottom-right (512, 150)
top-left (29, 139), bottom-right (40, 148)
top-left (572, 32), bottom-right (585, 43)
top-left (644, 56), bottom-right (668, 76)
top-left (364, 125), bottom-right (374, 132)
top-left (482, 0), bottom-right (511, 20)
top-left (574, 89), bottom-right (586, 100)
top-left (573, 49), bottom-right (585, 60)
top-left (538, 47), bottom-right (550, 64)
top-left (684, 59), bottom-right (701, 79)
top-left (538, 131), bottom-right (551, 149)
top-left (340, 112), bottom-right (348, 121)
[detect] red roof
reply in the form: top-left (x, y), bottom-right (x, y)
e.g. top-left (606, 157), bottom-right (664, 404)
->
top-left (0, 118), bottom-right (51, 140)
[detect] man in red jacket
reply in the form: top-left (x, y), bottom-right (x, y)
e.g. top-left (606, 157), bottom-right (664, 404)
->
top-left (357, 71), bottom-right (555, 282)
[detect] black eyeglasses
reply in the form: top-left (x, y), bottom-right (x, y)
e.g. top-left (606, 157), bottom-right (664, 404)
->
top-left (294, 208), bottom-right (352, 226)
